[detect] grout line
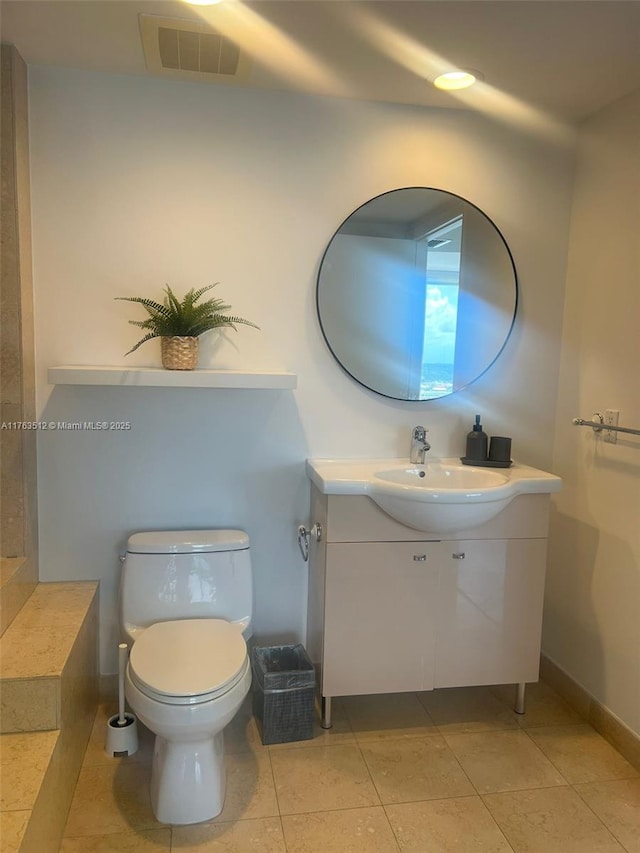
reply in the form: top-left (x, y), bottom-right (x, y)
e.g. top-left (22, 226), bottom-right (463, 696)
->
top-left (519, 724), bottom-right (640, 786)
top-left (440, 735), bottom-right (483, 798)
top-left (277, 815), bottom-right (287, 853)
top-left (481, 783), bottom-right (626, 852)
top-left (500, 726), bottom-right (572, 787)
top-left (354, 738), bottom-right (384, 809)
top-left (476, 798), bottom-right (517, 853)
top-left (266, 739), bottom-right (283, 819)
top-left (378, 804), bottom-right (403, 852)
top-left (569, 780), bottom-right (635, 853)
top-left (337, 703), bottom-right (384, 806)
top-left (280, 803), bottom-right (402, 817)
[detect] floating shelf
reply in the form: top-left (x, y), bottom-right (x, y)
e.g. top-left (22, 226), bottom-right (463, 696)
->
top-left (48, 365), bottom-right (297, 390)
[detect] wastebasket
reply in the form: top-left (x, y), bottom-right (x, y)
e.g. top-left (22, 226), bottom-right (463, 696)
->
top-left (251, 644), bottom-right (316, 745)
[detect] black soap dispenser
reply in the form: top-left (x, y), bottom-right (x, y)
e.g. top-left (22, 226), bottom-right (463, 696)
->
top-left (465, 414), bottom-right (488, 461)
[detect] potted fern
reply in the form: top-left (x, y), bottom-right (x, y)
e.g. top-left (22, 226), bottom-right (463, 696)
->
top-left (116, 283), bottom-right (258, 370)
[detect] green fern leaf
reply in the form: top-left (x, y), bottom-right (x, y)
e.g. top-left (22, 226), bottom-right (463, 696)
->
top-left (123, 331), bottom-right (160, 356)
top-left (116, 283), bottom-right (258, 356)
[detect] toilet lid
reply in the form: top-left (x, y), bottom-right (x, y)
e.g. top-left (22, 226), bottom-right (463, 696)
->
top-left (129, 619), bottom-right (247, 700)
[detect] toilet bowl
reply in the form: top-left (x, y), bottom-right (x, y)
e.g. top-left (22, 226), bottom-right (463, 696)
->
top-left (119, 530), bottom-right (254, 825)
top-left (125, 619), bottom-right (251, 825)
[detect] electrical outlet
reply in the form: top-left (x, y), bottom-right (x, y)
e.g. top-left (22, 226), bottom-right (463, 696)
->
top-left (604, 409), bottom-right (619, 444)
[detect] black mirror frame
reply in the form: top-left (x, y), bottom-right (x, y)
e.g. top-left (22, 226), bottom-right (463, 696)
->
top-left (316, 187), bottom-right (519, 402)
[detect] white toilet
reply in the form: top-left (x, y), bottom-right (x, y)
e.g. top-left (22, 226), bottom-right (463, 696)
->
top-left (119, 529), bottom-right (253, 825)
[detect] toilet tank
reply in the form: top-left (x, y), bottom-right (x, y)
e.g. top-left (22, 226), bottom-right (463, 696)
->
top-left (120, 529), bottom-right (253, 642)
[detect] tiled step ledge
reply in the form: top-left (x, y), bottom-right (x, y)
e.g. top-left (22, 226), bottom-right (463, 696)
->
top-left (0, 582), bottom-right (98, 733)
top-left (0, 557), bottom-right (37, 638)
top-left (0, 582), bottom-right (99, 852)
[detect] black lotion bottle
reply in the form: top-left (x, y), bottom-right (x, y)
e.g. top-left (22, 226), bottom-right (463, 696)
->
top-left (465, 414), bottom-right (488, 461)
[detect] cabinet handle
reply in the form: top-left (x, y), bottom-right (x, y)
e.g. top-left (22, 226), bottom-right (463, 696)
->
top-left (413, 554), bottom-right (427, 561)
top-left (452, 552), bottom-right (466, 559)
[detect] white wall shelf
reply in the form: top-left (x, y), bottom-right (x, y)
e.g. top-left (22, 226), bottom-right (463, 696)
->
top-left (48, 365), bottom-right (297, 390)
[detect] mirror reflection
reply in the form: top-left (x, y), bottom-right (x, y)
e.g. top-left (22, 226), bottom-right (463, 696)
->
top-left (317, 188), bottom-right (518, 401)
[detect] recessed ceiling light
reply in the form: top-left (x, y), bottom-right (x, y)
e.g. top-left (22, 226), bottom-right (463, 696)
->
top-left (433, 71), bottom-right (479, 91)
top-left (182, 0), bottom-right (224, 6)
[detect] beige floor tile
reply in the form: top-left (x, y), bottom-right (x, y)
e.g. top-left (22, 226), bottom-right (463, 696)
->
top-left (63, 762), bottom-right (163, 836)
top-left (82, 704), bottom-right (154, 766)
top-left (443, 730), bottom-right (566, 794)
top-left (0, 810), bottom-right (31, 853)
top-left (490, 682), bottom-right (583, 729)
top-left (418, 687), bottom-right (520, 734)
top-left (483, 785), bottom-right (624, 852)
top-left (60, 828), bottom-right (171, 851)
top-left (342, 693), bottom-right (437, 742)
top-left (527, 725), bottom-right (639, 784)
top-left (361, 736), bottom-right (475, 805)
top-left (270, 744), bottom-right (380, 815)
top-left (172, 816), bottom-right (286, 851)
top-left (209, 751), bottom-right (279, 823)
top-left (281, 806), bottom-right (400, 852)
top-left (573, 778), bottom-right (640, 852)
top-left (385, 796), bottom-right (512, 852)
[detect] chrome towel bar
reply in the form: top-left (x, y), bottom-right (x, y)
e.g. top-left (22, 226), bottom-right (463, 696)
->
top-left (572, 415), bottom-right (640, 436)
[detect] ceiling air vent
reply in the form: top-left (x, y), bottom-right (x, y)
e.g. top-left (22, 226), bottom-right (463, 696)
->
top-left (139, 15), bottom-right (251, 84)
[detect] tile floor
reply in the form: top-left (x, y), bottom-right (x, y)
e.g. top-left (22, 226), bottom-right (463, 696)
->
top-left (59, 682), bottom-right (640, 852)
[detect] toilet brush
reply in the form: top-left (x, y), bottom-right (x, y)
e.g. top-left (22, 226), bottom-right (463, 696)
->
top-left (105, 642), bottom-right (139, 757)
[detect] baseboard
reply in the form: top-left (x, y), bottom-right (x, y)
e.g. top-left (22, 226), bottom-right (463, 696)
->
top-left (540, 653), bottom-right (640, 772)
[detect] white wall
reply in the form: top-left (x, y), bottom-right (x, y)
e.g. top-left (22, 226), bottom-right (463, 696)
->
top-left (546, 89), bottom-right (640, 736)
top-left (28, 67), bottom-right (575, 673)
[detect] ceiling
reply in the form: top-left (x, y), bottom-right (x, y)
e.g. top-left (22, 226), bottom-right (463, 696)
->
top-left (2, 0), bottom-right (639, 122)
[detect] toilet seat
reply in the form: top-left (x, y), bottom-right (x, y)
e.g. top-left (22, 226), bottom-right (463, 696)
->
top-left (129, 619), bottom-right (248, 706)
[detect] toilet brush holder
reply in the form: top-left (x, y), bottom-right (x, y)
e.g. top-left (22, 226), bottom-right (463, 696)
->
top-left (105, 641), bottom-right (139, 757)
top-left (105, 712), bottom-right (139, 757)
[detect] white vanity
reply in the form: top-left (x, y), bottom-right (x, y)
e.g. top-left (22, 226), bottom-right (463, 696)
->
top-left (305, 458), bottom-right (561, 728)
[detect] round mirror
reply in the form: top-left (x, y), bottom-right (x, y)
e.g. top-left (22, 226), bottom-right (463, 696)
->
top-left (317, 188), bottom-right (518, 401)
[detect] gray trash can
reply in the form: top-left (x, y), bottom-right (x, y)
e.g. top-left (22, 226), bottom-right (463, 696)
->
top-left (251, 644), bottom-right (316, 745)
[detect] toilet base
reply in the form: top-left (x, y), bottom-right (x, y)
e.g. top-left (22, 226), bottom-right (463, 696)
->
top-left (150, 731), bottom-right (225, 825)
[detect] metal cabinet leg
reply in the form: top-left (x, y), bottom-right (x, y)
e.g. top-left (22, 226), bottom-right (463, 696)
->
top-left (514, 682), bottom-right (526, 715)
top-left (321, 696), bottom-right (333, 729)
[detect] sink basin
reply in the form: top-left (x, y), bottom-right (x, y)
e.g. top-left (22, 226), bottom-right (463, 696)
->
top-left (306, 457), bottom-right (562, 534)
top-left (370, 462), bottom-right (515, 532)
top-left (374, 463), bottom-right (509, 491)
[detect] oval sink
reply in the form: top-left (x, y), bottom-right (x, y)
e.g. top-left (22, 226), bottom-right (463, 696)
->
top-left (305, 457), bottom-right (562, 535)
top-left (370, 462), bottom-right (515, 532)
top-left (374, 463), bottom-right (509, 492)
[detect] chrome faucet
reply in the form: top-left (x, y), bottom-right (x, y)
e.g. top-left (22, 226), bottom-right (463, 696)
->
top-left (410, 425), bottom-right (430, 464)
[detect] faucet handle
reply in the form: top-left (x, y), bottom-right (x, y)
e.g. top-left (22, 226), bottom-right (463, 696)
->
top-left (412, 425), bottom-right (428, 441)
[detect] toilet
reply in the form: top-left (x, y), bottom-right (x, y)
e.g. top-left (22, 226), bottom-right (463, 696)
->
top-left (119, 529), bottom-right (253, 825)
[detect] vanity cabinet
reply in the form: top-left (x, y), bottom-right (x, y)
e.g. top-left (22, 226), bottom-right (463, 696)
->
top-left (434, 538), bottom-right (547, 689)
top-left (323, 541), bottom-right (440, 696)
top-left (307, 487), bottom-right (551, 703)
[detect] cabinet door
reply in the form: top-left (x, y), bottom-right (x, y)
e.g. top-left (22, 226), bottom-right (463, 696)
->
top-left (323, 541), bottom-right (439, 696)
top-left (435, 539), bottom-right (548, 688)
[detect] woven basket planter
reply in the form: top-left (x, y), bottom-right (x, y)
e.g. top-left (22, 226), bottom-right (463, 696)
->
top-left (161, 336), bottom-right (199, 370)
